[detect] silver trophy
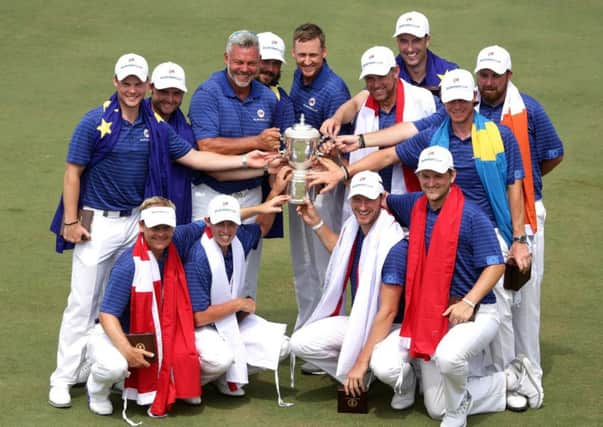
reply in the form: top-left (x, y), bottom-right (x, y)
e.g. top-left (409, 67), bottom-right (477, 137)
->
top-left (282, 114), bottom-right (321, 204)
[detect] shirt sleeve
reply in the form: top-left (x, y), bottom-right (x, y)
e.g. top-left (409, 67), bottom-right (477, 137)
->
top-left (100, 249), bottom-right (135, 317)
top-left (395, 129), bottom-right (431, 170)
top-left (66, 107), bottom-right (103, 165)
top-left (237, 224), bottom-right (262, 255)
top-left (381, 239), bottom-right (409, 286)
top-left (173, 222), bottom-right (205, 260)
top-left (167, 125), bottom-right (195, 160)
top-left (386, 193), bottom-right (420, 227)
top-left (524, 95), bottom-right (564, 162)
top-left (188, 83), bottom-right (221, 141)
top-left (413, 104), bottom-right (446, 131)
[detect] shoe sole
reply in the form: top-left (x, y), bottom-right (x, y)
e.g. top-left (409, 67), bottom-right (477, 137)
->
top-left (48, 400), bottom-right (72, 409)
top-left (518, 355), bottom-right (543, 409)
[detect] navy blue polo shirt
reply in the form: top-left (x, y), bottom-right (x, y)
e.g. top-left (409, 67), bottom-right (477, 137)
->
top-left (67, 107), bottom-right (192, 211)
top-left (394, 121), bottom-right (524, 227)
top-left (289, 61), bottom-right (352, 132)
top-left (387, 193), bottom-right (503, 303)
top-left (99, 221), bottom-right (205, 331)
top-left (185, 224), bottom-right (261, 313)
top-left (381, 238), bottom-right (408, 323)
top-left (188, 70), bottom-right (278, 193)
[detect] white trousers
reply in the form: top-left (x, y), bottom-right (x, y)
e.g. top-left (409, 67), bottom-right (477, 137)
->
top-left (512, 199), bottom-right (546, 379)
top-left (194, 326), bottom-right (235, 384)
top-left (289, 185), bottom-right (344, 330)
top-left (369, 325), bottom-right (415, 393)
top-left (86, 324), bottom-right (130, 401)
top-left (195, 320), bottom-right (290, 383)
top-left (50, 210), bottom-right (139, 387)
top-left (420, 304), bottom-right (506, 419)
top-left (191, 184), bottom-right (263, 300)
top-left (290, 316), bottom-right (347, 380)
top-left (489, 228), bottom-right (515, 371)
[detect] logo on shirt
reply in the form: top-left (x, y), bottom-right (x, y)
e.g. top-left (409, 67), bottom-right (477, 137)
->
top-left (308, 97), bottom-right (316, 107)
top-left (257, 109), bottom-right (265, 119)
top-left (143, 128), bottom-right (150, 139)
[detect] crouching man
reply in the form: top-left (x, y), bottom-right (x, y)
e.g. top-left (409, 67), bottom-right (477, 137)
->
top-left (86, 197), bottom-right (203, 419)
top-left (289, 171), bottom-right (404, 389)
top-left (185, 170), bottom-right (292, 404)
top-left (378, 146), bottom-right (542, 426)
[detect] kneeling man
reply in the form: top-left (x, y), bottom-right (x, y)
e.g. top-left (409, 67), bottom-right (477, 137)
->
top-left (86, 197), bottom-right (203, 418)
top-left (378, 146), bottom-right (542, 425)
top-left (289, 171), bottom-right (404, 388)
top-left (185, 180), bottom-right (291, 403)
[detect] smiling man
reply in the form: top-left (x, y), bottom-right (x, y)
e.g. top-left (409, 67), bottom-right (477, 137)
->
top-left (184, 175), bottom-right (291, 401)
top-left (379, 147), bottom-right (542, 426)
top-left (392, 10), bottom-right (457, 94)
top-left (289, 171), bottom-right (404, 391)
top-left (307, 69), bottom-right (530, 379)
top-left (150, 62), bottom-right (195, 225)
top-left (85, 197), bottom-right (202, 418)
top-left (287, 25), bottom-right (352, 373)
top-left (48, 52), bottom-right (274, 409)
top-left (188, 30), bottom-right (283, 302)
top-left (320, 46), bottom-right (435, 211)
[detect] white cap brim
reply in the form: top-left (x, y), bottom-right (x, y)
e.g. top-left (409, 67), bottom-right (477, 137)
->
top-left (141, 206), bottom-right (176, 228)
top-left (359, 64), bottom-right (391, 80)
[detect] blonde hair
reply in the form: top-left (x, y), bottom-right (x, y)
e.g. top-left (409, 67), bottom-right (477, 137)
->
top-left (139, 196), bottom-right (176, 212)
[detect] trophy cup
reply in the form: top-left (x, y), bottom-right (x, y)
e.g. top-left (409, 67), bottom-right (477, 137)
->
top-left (282, 114), bottom-right (321, 204)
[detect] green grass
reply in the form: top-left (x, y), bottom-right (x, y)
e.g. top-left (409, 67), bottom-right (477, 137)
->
top-left (1, 0), bottom-right (602, 425)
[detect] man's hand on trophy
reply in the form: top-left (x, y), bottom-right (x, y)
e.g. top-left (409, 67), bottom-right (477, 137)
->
top-left (245, 150), bottom-right (280, 169)
top-left (306, 157), bottom-right (345, 195)
top-left (266, 156), bottom-right (288, 175)
top-left (334, 134), bottom-right (361, 153)
top-left (270, 165), bottom-right (293, 195)
top-left (320, 116), bottom-right (341, 138)
top-left (259, 194), bottom-right (290, 214)
top-left (296, 198), bottom-right (321, 227)
top-left (256, 127), bottom-right (282, 152)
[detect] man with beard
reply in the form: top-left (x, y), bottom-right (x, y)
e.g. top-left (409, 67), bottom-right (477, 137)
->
top-left (256, 31), bottom-right (296, 240)
top-left (149, 62), bottom-right (195, 225)
top-left (188, 30), bottom-right (281, 299)
top-left (473, 45), bottom-right (564, 401)
top-left (320, 46), bottom-right (435, 221)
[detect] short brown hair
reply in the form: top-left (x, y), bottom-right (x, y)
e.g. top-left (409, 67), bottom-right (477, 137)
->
top-left (293, 23), bottom-right (325, 48)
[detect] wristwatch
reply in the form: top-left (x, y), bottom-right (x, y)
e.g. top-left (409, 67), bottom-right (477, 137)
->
top-left (512, 235), bottom-right (528, 244)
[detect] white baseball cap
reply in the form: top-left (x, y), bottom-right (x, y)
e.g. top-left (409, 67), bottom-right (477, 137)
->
top-left (140, 206), bottom-right (176, 228)
top-left (393, 11), bottom-right (430, 38)
top-left (359, 46), bottom-right (397, 79)
top-left (208, 195), bottom-right (241, 225)
top-left (114, 53), bottom-right (148, 82)
top-left (348, 171), bottom-right (384, 200)
top-left (416, 146), bottom-right (454, 174)
top-left (151, 62), bottom-right (187, 93)
top-left (474, 45), bottom-right (512, 75)
top-left (257, 32), bottom-right (287, 63)
top-left (440, 69), bottom-right (476, 103)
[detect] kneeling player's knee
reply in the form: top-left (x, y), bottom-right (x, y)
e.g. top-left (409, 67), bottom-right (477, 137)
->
top-left (91, 359), bottom-right (128, 385)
